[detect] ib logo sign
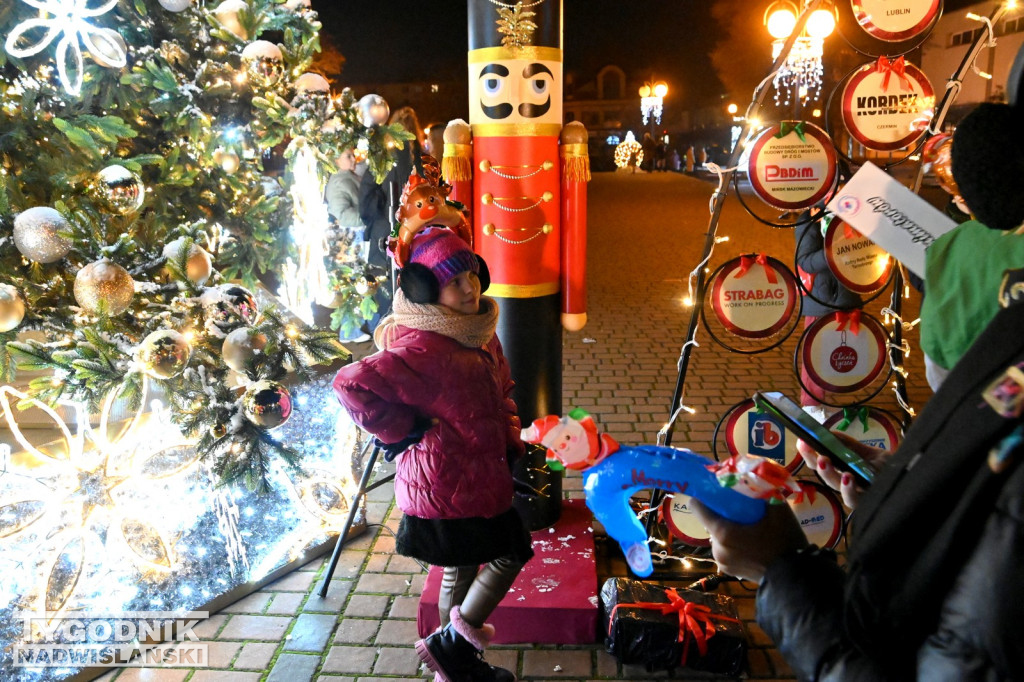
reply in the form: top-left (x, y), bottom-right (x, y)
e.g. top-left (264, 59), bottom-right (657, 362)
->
top-left (747, 413), bottom-right (786, 464)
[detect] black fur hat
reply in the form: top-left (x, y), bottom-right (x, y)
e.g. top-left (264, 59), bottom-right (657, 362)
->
top-left (951, 102), bottom-right (1024, 231)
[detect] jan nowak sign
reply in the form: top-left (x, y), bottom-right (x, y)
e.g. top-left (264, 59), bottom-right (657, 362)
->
top-left (826, 162), bottom-right (956, 278)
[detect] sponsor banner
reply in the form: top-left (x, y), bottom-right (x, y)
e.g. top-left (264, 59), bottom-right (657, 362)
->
top-left (826, 161), bottom-right (956, 278)
top-left (661, 494), bottom-right (711, 546)
top-left (787, 480), bottom-right (844, 548)
top-left (823, 216), bottom-right (893, 294)
top-left (709, 255), bottom-right (799, 339)
top-left (823, 406), bottom-right (903, 451)
top-left (842, 57), bottom-right (934, 151)
top-left (722, 398), bottom-right (804, 474)
top-left (852, 0), bottom-right (942, 42)
top-left (747, 121), bottom-right (837, 210)
top-left (801, 311), bottom-right (889, 393)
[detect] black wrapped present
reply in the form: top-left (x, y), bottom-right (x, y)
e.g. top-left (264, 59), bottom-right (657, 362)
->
top-left (600, 577), bottom-right (747, 675)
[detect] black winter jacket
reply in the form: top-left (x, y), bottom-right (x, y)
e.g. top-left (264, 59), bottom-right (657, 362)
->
top-left (795, 212), bottom-right (863, 318)
top-left (756, 301), bottom-right (1024, 680)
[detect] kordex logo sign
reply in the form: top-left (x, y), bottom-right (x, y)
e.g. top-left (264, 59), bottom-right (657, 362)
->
top-left (13, 611), bottom-right (209, 668)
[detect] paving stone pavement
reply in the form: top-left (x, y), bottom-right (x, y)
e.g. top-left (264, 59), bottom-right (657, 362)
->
top-left (94, 171), bottom-right (931, 681)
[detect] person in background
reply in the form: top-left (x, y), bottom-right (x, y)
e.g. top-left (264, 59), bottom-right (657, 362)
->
top-left (358, 106), bottom-right (425, 331)
top-left (334, 228), bottom-right (531, 682)
top-left (424, 122), bottom-right (446, 160)
top-left (795, 205), bottom-right (863, 422)
top-left (640, 132), bottom-right (656, 173)
top-left (920, 102), bottom-right (1024, 390)
top-left (325, 148), bottom-right (371, 343)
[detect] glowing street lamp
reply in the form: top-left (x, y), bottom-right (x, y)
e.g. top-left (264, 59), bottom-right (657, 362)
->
top-left (639, 80), bottom-right (668, 127)
top-left (764, 1), bottom-right (836, 107)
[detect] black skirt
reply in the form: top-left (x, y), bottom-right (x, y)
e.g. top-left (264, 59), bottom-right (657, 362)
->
top-left (396, 507), bottom-right (535, 567)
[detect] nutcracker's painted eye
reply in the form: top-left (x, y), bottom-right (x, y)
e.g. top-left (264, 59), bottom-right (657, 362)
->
top-left (531, 78), bottom-right (548, 96)
top-left (478, 63), bottom-right (513, 120)
top-left (482, 77), bottom-right (503, 96)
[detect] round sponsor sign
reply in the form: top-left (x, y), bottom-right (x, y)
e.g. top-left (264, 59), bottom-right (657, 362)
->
top-left (842, 58), bottom-right (934, 151)
top-left (722, 398), bottom-right (805, 474)
top-left (801, 311), bottom-right (889, 393)
top-left (709, 255), bottom-right (799, 339)
top-left (823, 216), bottom-right (893, 294)
top-left (787, 480), bottom-right (844, 548)
top-left (747, 122), bottom-right (838, 210)
top-left (823, 405), bottom-right (903, 451)
top-left (851, 0), bottom-right (941, 42)
top-left (661, 494), bottom-right (711, 546)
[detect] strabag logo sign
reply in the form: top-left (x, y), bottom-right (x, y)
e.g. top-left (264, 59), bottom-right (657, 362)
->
top-left (826, 161), bottom-right (956, 278)
top-left (13, 611), bottom-right (209, 668)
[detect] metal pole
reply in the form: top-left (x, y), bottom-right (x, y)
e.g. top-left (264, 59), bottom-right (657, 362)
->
top-left (318, 444), bottom-right (389, 597)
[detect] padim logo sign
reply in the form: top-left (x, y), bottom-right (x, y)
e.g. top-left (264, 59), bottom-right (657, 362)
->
top-left (13, 611), bottom-right (209, 668)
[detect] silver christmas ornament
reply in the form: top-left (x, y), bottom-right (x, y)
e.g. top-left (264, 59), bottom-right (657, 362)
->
top-left (201, 284), bottom-right (259, 333)
top-left (74, 259), bottom-right (135, 315)
top-left (242, 380), bottom-right (292, 428)
top-left (222, 327), bottom-right (268, 373)
top-left (212, 147), bottom-right (240, 174)
top-left (293, 73), bottom-right (330, 98)
top-left (357, 94), bottom-right (390, 127)
top-left (0, 283), bottom-right (26, 333)
top-left (157, 0), bottom-right (193, 11)
top-left (136, 329), bottom-right (191, 379)
top-left (96, 165), bottom-right (145, 214)
top-left (241, 40), bottom-right (284, 89)
top-left (13, 207), bottom-right (72, 264)
top-left (163, 237), bottom-right (213, 285)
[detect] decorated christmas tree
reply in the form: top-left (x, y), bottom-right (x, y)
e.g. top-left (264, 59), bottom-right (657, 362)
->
top-left (0, 0), bottom-right (408, 490)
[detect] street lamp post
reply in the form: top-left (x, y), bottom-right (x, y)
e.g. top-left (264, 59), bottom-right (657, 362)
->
top-left (639, 79), bottom-right (668, 139)
top-left (764, 0), bottom-right (836, 111)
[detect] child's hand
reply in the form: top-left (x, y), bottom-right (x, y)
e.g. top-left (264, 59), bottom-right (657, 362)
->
top-left (376, 416), bottom-right (436, 461)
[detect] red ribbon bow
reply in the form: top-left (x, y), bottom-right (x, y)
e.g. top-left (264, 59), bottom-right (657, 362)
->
top-left (790, 484), bottom-right (818, 505)
top-left (834, 309), bottom-right (862, 335)
top-left (875, 55), bottom-right (911, 92)
top-left (736, 253), bottom-right (778, 284)
top-left (609, 588), bottom-right (741, 666)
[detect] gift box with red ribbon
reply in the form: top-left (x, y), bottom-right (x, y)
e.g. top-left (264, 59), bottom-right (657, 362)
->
top-left (600, 577), bottom-right (746, 675)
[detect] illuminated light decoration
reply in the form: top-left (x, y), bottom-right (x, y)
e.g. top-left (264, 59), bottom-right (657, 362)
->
top-left (0, 375), bottom-right (366, 680)
top-left (638, 80), bottom-right (668, 125)
top-left (279, 139), bottom-right (333, 324)
top-left (4, 0), bottom-right (127, 97)
top-left (765, 2), bottom-right (836, 106)
top-left (613, 131), bottom-right (643, 169)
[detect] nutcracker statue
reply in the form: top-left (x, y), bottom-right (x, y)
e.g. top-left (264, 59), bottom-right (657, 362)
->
top-left (444, 0), bottom-right (589, 528)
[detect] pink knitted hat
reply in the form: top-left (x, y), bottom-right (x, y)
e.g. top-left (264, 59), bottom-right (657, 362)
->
top-left (407, 227), bottom-right (478, 289)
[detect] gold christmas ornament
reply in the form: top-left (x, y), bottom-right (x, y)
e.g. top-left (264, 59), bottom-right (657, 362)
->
top-left (213, 0), bottom-right (249, 40)
top-left (210, 423), bottom-right (227, 439)
top-left (0, 283), bottom-right (26, 333)
top-left (241, 40), bottom-right (284, 89)
top-left (135, 329), bottom-right (191, 379)
top-left (12, 206), bottom-right (73, 264)
top-left (95, 165), bottom-right (145, 214)
top-left (200, 284), bottom-right (259, 333)
top-left (74, 259), bottom-right (135, 315)
top-left (214, 148), bottom-right (240, 174)
top-left (222, 327), bottom-right (268, 373)
top-left (356, 93), bottom-right (390, 128)
top-left (163, 237), bottom-right (213, 284)
top-left (242, 379), bottom-right (292, 428)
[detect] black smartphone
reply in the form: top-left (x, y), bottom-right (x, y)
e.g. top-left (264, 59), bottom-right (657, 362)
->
top-left (752, 391), bottom-right (876, 487)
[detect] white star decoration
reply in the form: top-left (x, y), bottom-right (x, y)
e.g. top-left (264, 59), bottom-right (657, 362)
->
top-left (4, 0), bottom-right (127, 96)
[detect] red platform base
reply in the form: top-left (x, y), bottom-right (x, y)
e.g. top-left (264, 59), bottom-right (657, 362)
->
top-left (417, 499), bottom-right (599, 644)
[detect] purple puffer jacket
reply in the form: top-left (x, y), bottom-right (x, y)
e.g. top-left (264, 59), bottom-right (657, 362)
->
top-left (332, 326), bottom-right (524, 520)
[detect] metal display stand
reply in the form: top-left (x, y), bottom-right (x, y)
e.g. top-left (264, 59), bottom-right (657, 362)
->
top-left (318, 443), bottom-right (394, 597)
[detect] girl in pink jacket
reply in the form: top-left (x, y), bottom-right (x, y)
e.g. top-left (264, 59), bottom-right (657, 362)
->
top-left (333, 227), bottom-right (530, 682)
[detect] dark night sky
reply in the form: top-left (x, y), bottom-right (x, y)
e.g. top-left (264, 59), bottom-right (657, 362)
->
top-left (310, 0), bottom-right (984, 105)
top-left (311, 0), bottom-right (726, 103)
